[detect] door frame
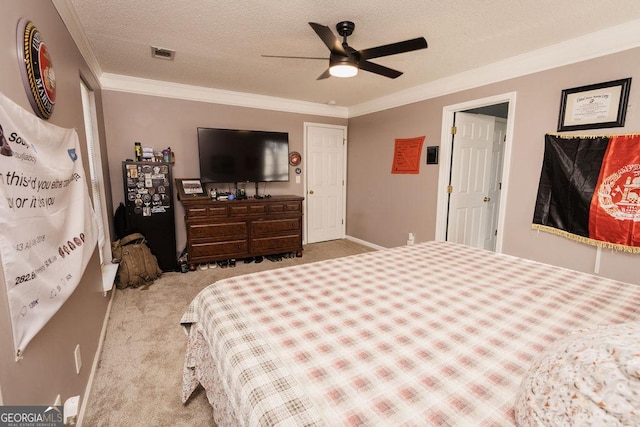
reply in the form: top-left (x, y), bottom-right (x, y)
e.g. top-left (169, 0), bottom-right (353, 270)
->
top-left (434, 92), bottom-right (516, 253)
top-left (303, 122), bottom-right (348, 244)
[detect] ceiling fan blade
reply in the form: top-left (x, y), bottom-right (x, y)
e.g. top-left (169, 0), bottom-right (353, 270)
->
top-left (262, 55), bottom-right (326, 60)
top-left (309, 22), bottom-right (348, 56)
top-left (359, 60), bottom-right (403, 79)
top-left (359, 37), bottom-right (428, 60)
top-left (316, 68), bottom-right (332, 80)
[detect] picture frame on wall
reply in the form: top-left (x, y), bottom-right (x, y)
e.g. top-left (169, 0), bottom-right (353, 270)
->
top-left (175, 178), bottom-right (206, 200)
top-left (557, 78), bottom-right (631, 132)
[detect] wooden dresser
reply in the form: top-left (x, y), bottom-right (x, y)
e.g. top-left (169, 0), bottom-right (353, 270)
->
top-left (181, 195), bottom-right (303, 267)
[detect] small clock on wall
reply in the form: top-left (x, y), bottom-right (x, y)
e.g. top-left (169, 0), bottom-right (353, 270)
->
top-left (289, 151), bottom-right (301, 166)
top-left (17, 18), bottom-right (56, 120)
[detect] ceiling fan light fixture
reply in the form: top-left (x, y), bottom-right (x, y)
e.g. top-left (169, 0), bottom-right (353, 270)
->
top-left (267, 21), bottom-right (427, 80)
top-left (329, 64), bottom-right (358, 78)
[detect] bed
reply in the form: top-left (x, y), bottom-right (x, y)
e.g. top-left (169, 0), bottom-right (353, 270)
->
top-left (181, 241), bottom-right (640, 426)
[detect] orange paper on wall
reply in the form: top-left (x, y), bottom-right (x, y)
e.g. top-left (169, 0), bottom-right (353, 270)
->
top-left (391, 136), bottom-right (425, 174)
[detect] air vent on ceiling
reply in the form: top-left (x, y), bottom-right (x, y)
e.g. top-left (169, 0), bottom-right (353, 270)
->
top-left (151, 46), bottom-right (175, 60)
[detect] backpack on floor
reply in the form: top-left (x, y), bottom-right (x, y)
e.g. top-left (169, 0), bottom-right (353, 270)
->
top-left (112, 233), bottom-right (162, 289)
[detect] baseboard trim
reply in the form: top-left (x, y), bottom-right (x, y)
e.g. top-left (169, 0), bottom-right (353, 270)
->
top-left (76, 287), bottom-right (116, 426)
top-left (345, 235), bottom-right (387, 251)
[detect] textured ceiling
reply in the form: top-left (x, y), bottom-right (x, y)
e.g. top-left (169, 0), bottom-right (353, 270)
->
top-left (67, 0), bottom-right (640, 107)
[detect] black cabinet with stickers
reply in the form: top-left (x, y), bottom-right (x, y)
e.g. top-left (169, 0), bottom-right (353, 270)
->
top-left (122, 161), bottom-right (177, 271)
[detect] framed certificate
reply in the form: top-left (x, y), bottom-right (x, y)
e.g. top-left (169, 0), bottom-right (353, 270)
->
top-left (557, 78), bottom-right (631, 132)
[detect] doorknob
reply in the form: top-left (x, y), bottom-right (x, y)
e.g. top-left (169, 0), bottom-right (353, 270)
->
top-left (309, 190), bottom-right (314, 195)
top-left (483, 197), bottom-right (491, 202)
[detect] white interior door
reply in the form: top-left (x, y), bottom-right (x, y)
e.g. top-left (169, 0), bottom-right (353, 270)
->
top-left (447, 112), bottom-right (495, 248)
top-left (484, 118), bottom-right (506, 250)
top-left (305, 124), bottom-right (346, 244)
top-left (436, 93), bottom-right (515, 254)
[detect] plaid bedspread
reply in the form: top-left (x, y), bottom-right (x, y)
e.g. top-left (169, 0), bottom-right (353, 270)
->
top-left (181, 241), bottom-right (640, 426)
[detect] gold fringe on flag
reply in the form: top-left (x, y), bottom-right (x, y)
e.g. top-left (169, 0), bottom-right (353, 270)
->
top-left (531, 224), bottom-right (640, 254)
top-left (546, 132), bottom-right (640, 139)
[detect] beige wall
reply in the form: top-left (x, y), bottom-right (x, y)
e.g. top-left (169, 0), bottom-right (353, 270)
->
top-left (348, 47), bottom-right (640, 285)
top-left (0, 1), bottom-right (110, 406)
top-left (102, 48), bottom-right (640, 286)
top-left (101, 91), bottom-right (347, 252)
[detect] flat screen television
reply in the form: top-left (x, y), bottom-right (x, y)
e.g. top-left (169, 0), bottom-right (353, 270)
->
top-left (197, 127), bottom-right (289, 183)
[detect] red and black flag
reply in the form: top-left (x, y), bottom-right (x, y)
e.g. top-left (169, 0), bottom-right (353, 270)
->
top-left (533, 133), bottom-right (640, 252)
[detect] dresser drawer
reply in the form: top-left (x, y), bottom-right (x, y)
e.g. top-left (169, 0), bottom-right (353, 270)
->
top-left (190, 240), bottom-right (248, 259)
top-left (229, 205), bottom-right (249, 216)
top-left (185, 207), bottom-right (207, 218)
top-left (251, 218), bottom-right (300, 236)
top-left (284, 202), bottom-right (302, 212)
top-left (207, 206), bottom-right (228, 217)
top-left (248, 204), bottom-right (267, 215)
top-left (267, 201), bottom-right (301, 214)
top-left (189, 222), bottom-right (246, 240)
top-left (186, 206), bottom-right (227, 219)
top-left (251, 234), bottom-right (301, 254)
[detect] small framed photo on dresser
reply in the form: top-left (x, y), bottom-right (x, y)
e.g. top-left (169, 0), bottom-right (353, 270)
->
top-left (176, 178), bottom-right (206, 200)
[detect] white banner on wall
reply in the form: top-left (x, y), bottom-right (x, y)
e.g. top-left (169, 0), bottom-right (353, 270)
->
top-left (0, 92), bottom-right (97, 357)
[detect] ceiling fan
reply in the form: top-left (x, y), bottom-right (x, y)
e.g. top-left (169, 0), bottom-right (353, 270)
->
top-left (263, 21), bottom-right (428, 80)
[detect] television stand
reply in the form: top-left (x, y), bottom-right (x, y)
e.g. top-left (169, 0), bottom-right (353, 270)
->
top-left (180, 195), bottom-right (303, 268)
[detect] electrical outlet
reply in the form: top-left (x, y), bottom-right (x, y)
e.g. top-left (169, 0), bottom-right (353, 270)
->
top-left (64, 395), bottom-right (79, 425)
top-left (74, 345), bottom-right (81, 374)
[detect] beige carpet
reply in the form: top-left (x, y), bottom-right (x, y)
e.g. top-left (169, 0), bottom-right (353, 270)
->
top-left (81, 239), bottom-right (375, 427)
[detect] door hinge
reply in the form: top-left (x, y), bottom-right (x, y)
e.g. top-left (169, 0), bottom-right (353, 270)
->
top-left (451, 126), bottom-right (457, 135)
top-left (447, 185), bottom-right (453, 194)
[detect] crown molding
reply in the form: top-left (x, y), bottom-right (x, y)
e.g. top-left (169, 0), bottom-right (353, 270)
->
top-left (349, 19), bottom-right (640, 117)
top-left (52, 0), bottom-right (103, 80)
top-left (99, 74), bottom-right (349, 118)
top-left (55, 0), bottom-right (639, 120)
top-left (53, 0), bottom-right (347, 118)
